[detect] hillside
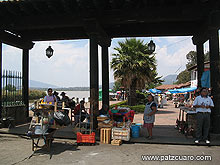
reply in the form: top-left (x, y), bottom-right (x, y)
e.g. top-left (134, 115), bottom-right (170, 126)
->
top-left (30, 80), bottom-right (58, 88)
top-left (162, 74), bottom-right (177, 85)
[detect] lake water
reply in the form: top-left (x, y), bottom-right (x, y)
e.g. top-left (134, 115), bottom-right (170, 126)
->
top-left (56, 91), bottom-right (90, 102)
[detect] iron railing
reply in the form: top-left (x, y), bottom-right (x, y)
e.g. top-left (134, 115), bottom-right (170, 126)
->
top-left (1, 70), bottom-right (23, 106)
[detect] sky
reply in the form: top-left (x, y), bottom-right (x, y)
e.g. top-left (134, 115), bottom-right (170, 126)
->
top-left (2, 36), bottom-right (212, 87)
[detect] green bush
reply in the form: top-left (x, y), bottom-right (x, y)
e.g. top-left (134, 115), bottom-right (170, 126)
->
top-left (136, 90), bottom-right (148, 105)
top-left (1, 89), bottom-right (46, 104)
top-left (129, 105), bottom-right (145, 113)
top-left (110, 101), bottom-right (145, 113)
top-left (110, 100), bottom-right (128, 109)
top-left (29, 90), bottom-right (46, 100)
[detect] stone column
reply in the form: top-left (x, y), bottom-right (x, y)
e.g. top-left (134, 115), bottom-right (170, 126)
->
top-left (209, 29), bottom-right (220, 134)
top-left (0, 42), bottom-right (2, 119)
top-left (90, 35), bottom-right (99, 129)
top-left (196, 44), bottom-right (204, 88)
top-left (101, 46), bottom-right (109, 109)
top-left (22, 49), bottom-right (29, 118)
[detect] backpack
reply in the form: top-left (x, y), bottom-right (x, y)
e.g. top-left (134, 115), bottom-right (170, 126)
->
top-left (53, 111), bottom-right (70, 126)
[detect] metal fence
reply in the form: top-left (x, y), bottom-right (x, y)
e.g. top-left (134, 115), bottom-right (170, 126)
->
top-left (1, 70), bottom-right (23, 106)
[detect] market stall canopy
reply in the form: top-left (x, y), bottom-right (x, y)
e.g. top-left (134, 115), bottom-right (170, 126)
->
top-left (201, 71), bottom-right (210, 88)
top-left (164, 91), bottom-right (171, 94)
top-left (168, 87), bottom-right (197, 94)
top-left (149, 88), bottom-right (162, 94)
top-left (156, 82), bottom-right (191, 90)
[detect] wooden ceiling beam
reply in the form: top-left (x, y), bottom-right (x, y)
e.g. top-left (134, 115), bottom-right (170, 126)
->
top-left (46, 0), bottom-right (61, 14)
top-left (14, 22), bottom-right (197, 41)
top-left (0, 31), bottom-right (34, 49)
top-left (0, 15), bottom-right (83, 30)
top-left (106, 22), bottom-right (197, 37)
top-left (5, 1), bottom-right (21, 16)
top-left (17, 27), bottom-right (88, 41)
top-left (192, 10), bottom-right (220, 45)
top-left (18, 1), bottom-right (33, 15)
top-left (61, 0), bottom-right (72, 14)
top-left (0, 5), bottom-right (205, 31)
top-left (83, 19), bottom-right (111, 46)
top-left (30, 0), bottom-right (46, 15)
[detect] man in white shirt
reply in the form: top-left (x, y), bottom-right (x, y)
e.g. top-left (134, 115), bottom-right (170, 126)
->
top-left (193, 88), bottom-right (214, 144)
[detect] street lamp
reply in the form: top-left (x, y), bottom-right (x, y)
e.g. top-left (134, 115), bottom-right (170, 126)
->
top-left (148, 40), bottom-right (156, 54)
top-left (46, 46), bottom-right (54, 58)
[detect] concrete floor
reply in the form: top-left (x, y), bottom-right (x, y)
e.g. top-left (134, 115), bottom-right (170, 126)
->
top-left (133, 101), bottom-right (181, 125)
top-left (1, 101), bottom-right (220, 145)
top-left (0, 134), bottom-right (220, 165)
top-left (1, 101), bottom-right (220, 164)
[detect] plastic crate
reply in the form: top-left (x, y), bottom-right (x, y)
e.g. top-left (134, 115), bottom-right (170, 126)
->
top-left (77, 132), bottom-right (96, 144)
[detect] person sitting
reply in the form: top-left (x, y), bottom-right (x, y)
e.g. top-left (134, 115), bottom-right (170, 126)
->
top-left (44, 88), bottom-right (57, 105)
top-left (99, 104), bottom-right (109, 116)
top-left (60, 92), bottom-right (71, 107)
top-left (68, 97), bottom-right (76, 109)
top-left (53, 91), bottom-right (61, 101)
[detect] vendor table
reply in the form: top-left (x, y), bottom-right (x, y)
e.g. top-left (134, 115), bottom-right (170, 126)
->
top-left (109, 109), bottom-right (135, 122)
top-left (177, 106), bottom-right (197, 137)
top-left (29, 102), bottom-right (65, 152)
top-left (31, 129), bottom-right (56, 151)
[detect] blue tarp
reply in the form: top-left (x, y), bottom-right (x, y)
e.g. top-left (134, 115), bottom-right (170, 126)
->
top-left (168, 89), bottom-right (179, 94)
top-left (149, 88), bottom-right (162, 94)
top-left (168, 87), bottom-right (197, 94)
top-left (201, 70), bottom-right (210, 88)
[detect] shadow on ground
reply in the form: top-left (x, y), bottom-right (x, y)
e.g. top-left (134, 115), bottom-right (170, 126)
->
top-left (30, 141), bottom-right (79, 159)
top-left (156, 110), bottom-right (176, 114)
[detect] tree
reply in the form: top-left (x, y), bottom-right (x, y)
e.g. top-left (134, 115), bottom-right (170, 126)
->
top-left (186, 51), bottom-right (197, 69)
top-left (111, 38), bottom-right (160, 106)
top-left (113, 80), bottom-right (122, 92)
top-left (186, 51), bottom-right (210, 69)
top-left (176, 51), bottom-right (211, 84)
top-left (4, 84), bottom-right (16, 92)
top-left (146, 75), bottom-right (164, 89)
top-left (175, 70), bottom-right (191, 84)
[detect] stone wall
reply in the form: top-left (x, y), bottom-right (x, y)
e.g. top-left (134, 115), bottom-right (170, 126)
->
top-left (2, 106), bottom-right (28, 125)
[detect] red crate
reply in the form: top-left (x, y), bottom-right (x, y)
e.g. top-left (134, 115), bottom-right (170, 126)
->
top-left (77, 132), bottom-right (96, 144)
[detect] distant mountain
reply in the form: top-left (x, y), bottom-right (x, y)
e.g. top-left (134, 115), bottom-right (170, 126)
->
top-left (30, 80), bottom-right (58, 88)
top-left (162, 74), bottom-right (177, 85)
top-left (30, 80), bottom-right (115, 90)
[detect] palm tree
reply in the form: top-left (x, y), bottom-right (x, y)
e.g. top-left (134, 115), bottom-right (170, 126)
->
top-left (111, 38), bottom-right (159, 106)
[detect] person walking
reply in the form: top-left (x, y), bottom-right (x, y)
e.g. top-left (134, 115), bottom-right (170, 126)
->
top-left (193, 88), bottom-right (214, 144)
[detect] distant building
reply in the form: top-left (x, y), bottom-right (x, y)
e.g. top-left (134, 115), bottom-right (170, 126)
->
top-left (187, 61), bottom-right (210, 87)
top-left (156, 82), bottom-right (191, 91)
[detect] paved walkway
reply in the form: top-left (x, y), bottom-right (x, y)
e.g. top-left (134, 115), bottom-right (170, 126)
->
top-left (1, 101), bottom-right (220, 146)
top-left (133, 101), bottom-right (179, 125)
top-left (0, 134), bottom-right (220, 165)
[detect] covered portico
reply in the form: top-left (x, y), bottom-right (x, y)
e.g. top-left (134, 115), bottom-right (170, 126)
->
top-left (0, 0), bottom-right (220, 132)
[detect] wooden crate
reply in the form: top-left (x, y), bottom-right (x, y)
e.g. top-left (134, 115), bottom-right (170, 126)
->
top-left (100, 128), bottom-right (112, 144)
top-left (97, 117), bottom-right (109, 122)
top-left (98, 121), bottom-right (113, 129)
top-left (112, 127), bottom-right (130, 141)
top-left (111, 139), bottom-right (122, 146)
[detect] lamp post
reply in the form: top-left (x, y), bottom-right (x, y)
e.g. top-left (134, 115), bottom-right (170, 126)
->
top-left (46, 46), bottom-right (54, 58)
top-left (148, 40), bottom-right (156, 54)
